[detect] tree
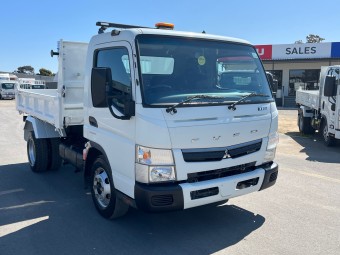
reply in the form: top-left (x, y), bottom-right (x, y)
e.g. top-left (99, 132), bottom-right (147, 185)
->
top-left (306, 34), bottom-right (325, 43)
top-left (16, 65), bottom-right (35, 74)
top-left (38, 68), bottom-right (53, 76)
top-left (294, 34), bottom-right (325, 44)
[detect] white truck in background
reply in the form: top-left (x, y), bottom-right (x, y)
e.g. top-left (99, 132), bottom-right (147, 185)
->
top-left (296, 65), bottom-right (340, 146)
top-left (0, 76), bottom-right (16, 99)
top-left (16, 21), bottom-right (279, 219)
top-left (18, 78), bottom-right (46, 89)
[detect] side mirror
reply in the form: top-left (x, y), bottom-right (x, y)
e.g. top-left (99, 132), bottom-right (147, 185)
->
top-left (91, 67), bottom-right (135, 120)
top-left (91, 67), bottom-right (111, 107)
top-left (324, 75), bottom-right (336, 97)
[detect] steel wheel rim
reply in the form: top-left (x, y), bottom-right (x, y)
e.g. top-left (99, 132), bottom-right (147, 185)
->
top-left (93, 167), bottom-right (111, 208)
top-left (28, 139), bottom-right (36, 166)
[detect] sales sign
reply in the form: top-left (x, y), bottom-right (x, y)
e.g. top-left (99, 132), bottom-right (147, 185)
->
top-left (255, 42), bottom-right (340, 60)
top-left (272, 43), bottom-right (332, 59)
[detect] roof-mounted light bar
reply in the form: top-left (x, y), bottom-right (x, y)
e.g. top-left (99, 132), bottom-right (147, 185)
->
top-left (96, 21), bottom-right (150, 34)
top-left (96, 21), bottom-right (175, 34)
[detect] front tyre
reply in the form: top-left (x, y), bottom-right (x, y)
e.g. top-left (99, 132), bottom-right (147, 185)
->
top-left (91, 156), bottom-right (129, 219)
top-left (321, 120), bottom-right (336, 147)
top-left (27, 132), bottom-right (49, 172)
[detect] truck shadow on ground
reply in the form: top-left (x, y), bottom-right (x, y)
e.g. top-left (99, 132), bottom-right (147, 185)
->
top-left (0, 163), bottom-right (265, 255)
top-left (285, 131), bottom-right (340, 163)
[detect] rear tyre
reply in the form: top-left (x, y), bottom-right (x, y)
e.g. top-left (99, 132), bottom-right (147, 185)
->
top-left (298, 111), bottom-right (315, 134)
top-left (321, 120), bottom-right (336, 147)
top-left (91, 156), bottom-right (129, 219)
top-left (27, 132), bottom-right (49, 172)
top-left (47, 138), bottom-right (62, 171)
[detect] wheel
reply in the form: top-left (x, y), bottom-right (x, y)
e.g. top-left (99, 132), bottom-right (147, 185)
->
top-left (321, 120), bottom-right (336, 146)
top-left (47, 138), bottom-right (62, 171)
top-left (27, 132), bottom-right (49, 172)
top-left (298, 111), bottom-right (315, 134)
top-left (91, 156), bottom-right (129, 219)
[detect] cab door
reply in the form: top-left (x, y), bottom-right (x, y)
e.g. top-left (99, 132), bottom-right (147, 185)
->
top-left (334, 68), bottom-right (340, 132)
top-left (85, 41), bottom-right (136, 198)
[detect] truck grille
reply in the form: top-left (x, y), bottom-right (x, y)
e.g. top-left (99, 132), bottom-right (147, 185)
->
top-left (182, 139), bottom-right (262, 162)
top-left (187, 162), bottom-right (256, 183)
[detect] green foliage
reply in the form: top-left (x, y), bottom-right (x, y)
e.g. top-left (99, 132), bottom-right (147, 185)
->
top-left (295, 35), bottom-right (325, 44)
top-left (16, 65), bottom-right (35, 74)
top-left (306, 34), bottom-right (325, 43)
top-left (38, 68), bottom-right (53, 76)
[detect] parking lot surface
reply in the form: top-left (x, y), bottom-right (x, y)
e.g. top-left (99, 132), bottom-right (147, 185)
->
top-left (0, 100), bottom-right (339, 255)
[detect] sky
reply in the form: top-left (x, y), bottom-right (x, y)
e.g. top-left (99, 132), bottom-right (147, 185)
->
top-left (1, 0), bottom-right (339, 73)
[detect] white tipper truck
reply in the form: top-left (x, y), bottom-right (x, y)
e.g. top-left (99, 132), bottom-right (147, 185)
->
top-left (296, 65), bottom-right (340, 146)
top-left (16, 21), bottom-right (279, 219)
top-left (18, 78), bottom-right (46, 89)
top-left (0, 80), bottom-right (16, 100)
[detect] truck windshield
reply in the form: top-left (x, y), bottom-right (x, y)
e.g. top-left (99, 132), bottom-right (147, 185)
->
top-left (1, 83), bottom-right (14, 89)
top-left (136, 35), bottom-right (273, 106)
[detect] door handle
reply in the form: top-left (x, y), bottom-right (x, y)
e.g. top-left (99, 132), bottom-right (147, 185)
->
top-left (89, 116), bottom-right (98, 127)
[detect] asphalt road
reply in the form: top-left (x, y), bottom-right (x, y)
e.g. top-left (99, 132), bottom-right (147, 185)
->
top-left (0, 100), bottom-right (339, 255)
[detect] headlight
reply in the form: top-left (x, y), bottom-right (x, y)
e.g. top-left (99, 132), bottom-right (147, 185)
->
top-left (136, 145), bottom-right (176, 183)
top-left (150, 166), bottom-right (176, 182)
top-left (264, 132), bottom-right (279, 163)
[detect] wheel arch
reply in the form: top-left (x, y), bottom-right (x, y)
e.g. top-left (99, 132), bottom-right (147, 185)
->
top-left (24, 116), bottom-right (62, 141)
top-left (84, 141), bottom-right (110, 187)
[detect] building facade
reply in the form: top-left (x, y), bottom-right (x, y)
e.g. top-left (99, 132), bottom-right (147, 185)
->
top-left (255, 42), bottom-right (340, 107)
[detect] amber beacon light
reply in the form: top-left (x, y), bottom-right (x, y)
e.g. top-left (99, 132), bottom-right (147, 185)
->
top-left (155, 22), bottom-right (174, 29)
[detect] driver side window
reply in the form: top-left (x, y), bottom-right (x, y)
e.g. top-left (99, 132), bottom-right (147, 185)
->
top-left (95, 47), bottom-right (132, 113)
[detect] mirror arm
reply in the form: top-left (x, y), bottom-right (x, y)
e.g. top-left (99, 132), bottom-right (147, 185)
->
top-left (105, 83), bottom-right (131, 120)
top-left (106, 97), bottom-right (131, 120)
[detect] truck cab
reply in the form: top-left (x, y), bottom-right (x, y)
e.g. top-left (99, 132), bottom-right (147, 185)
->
top-left (319, 66), bottom-right (340, 143)
top-left (17, 22), bottom-right (279, 219)
top-left (83, 23), bottom-right (279, 214)
top-left (0, 81), bottom-right (16, 99)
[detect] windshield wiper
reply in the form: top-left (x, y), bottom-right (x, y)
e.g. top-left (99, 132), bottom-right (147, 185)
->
top-left (166, 95), bottom-right (225, 114)
top-left (228, 92), bottom-right (269, 111)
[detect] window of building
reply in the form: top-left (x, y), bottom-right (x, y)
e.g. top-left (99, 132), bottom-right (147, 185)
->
top-left (289, 69), bottom-right (320, 96)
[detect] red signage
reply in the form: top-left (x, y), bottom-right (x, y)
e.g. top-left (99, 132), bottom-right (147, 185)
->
top-left (255, 45), bottom-right (272, 60)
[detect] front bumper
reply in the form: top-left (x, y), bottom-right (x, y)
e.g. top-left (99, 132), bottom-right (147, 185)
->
top-left (1, 94), bottom-right (15, 99)
top-left (259, 162), bottom-right (278, 190)
top-left (134, 162), bottom-right (278, 212)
